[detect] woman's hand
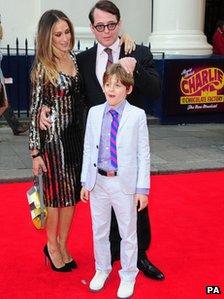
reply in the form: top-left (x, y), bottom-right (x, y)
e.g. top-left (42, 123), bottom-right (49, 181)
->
top-left (119, 33), bottom-right (136, 55)
top-left (32, 156), bottom-right (47, 176)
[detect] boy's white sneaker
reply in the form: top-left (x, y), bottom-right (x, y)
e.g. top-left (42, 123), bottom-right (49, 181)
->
top-left (117, 280), bottom-right (135, 298)
top-left (89, 270), bottom-right (110, 291)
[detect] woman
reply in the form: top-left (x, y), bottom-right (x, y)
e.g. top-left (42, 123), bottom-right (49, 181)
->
top-left (29, 9), bottom-right (135, 272)
top-left (29, 10), bottom-right (83, 272)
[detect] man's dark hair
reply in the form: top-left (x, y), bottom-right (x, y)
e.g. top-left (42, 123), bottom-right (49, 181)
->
top-left (89, 0), bottom-right (121, 24)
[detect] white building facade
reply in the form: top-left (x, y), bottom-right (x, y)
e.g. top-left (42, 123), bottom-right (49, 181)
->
top-left (0, 0), bottom-right (212, 55)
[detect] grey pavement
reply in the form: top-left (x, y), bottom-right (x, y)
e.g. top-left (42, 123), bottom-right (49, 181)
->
top-left (0, 122), bottom-right (224, 183)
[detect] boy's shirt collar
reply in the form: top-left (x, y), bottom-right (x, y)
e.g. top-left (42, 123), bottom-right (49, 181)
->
top-left (105, 99), bottom-right (127, 116)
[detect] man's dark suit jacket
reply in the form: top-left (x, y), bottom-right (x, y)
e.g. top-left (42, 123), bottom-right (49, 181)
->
top-left (76, 44), bottom-right (161, 110)
top-left (76, 43), bottom-right (161, 255)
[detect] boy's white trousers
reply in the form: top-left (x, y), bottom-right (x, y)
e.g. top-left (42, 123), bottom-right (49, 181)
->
top-left (90, 173), bottom-right (139, 281)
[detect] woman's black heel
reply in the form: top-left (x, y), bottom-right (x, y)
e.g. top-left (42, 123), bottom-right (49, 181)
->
top-left (66, 258), bottom-right (77, 269)
top-left (43, 245), bottom-right (71, 272)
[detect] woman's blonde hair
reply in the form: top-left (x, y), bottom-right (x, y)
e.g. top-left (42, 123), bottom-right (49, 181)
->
top-left (31, 10), bottom-right (75, 85)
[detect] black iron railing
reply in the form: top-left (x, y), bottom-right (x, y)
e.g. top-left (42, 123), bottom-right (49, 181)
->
top-left (0, 39), bottom-right (164, 118)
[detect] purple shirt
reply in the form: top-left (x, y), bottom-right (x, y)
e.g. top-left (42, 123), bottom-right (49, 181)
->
top-left (97, 100), bottom-right (149, 195)
top-left (98, 100), bottom-right (125, 171)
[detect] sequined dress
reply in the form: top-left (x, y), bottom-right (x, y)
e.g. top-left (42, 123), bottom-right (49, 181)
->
top-left (29, 53), bottom-right (83, 207)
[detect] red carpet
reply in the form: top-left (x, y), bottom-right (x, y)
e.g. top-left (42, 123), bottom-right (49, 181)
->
top-left (0, 171), bottom-right (224, 299)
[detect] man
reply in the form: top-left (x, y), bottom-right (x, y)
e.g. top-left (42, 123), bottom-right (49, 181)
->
top-left (76, 0), bottom-right (164, 280)
top-left (77, 1), bottom-right (160, 110)
top-left (212, 20), bottom-right (224, 55)
top-left (0, 21), bottom-right (29, 136)
top-left (40, 0), bottom-right (164, 280)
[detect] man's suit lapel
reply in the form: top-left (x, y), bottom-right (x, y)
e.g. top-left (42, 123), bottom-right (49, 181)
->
top-left (90, 45), bottom-right (103, 91)
top-left (119, 44), bottom-right (126, 59)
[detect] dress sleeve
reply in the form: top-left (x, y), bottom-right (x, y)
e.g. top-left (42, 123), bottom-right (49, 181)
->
top-left (29, 63), bottom-right (45, 150)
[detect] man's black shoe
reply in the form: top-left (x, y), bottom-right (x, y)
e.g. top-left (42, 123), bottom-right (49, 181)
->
top-left (111, 253), bottom-right (120, 265)
top-left (13, 124), bottom-right (29, 136)
top-left (137, 255), bottom-right (165, 280)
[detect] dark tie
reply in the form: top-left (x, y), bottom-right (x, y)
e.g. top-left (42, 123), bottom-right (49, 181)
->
top-left (109, 109), bottom-right (119, 169)
top-left (104, 48), bottom-right (113, 69)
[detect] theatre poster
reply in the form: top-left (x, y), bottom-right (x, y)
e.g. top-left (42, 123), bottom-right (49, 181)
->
top-left (164, 58), bottom-right (224, 116)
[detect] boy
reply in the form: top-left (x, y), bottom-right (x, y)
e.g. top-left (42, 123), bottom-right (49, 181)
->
top-left (80, 63), bottom-right (150, 298)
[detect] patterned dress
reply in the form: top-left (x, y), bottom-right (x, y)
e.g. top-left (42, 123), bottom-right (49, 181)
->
top-left (29, 53), bottom-right (83, 207)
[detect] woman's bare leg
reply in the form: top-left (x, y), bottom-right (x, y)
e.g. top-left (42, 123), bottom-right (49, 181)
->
top-left (58, 206), bottom-right (75, 263)
top-left (46, 207), bottom-right (65, 268)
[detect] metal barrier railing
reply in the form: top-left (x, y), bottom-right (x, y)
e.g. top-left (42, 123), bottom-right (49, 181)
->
top-left (0, 39), bottom-right (165, 118)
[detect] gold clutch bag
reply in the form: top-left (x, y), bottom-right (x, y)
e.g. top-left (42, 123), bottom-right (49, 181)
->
top-left (26, 174), bottom-right (47, 229)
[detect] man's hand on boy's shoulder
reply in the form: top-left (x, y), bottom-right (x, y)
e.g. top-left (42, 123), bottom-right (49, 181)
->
top-left (39, 105), bottom-right (52, 130)
top-left (134, 194), bottom-right (148, 212)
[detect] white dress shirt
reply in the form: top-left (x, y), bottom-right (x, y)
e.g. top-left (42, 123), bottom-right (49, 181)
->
top-left (96, 38), bottom-right (121, 87)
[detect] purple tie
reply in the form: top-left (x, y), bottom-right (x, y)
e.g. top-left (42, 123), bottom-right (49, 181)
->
top-left (104, 48), bottom-right (113, 69)
top-left (109, 109), bottom-right (119, 169)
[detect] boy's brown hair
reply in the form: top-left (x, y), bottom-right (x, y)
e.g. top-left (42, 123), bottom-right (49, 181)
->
top-left (103, 63), bottom-right (134, 90)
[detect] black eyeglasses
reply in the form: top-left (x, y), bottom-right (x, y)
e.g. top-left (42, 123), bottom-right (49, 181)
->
top-left (93, 22), bottom-right (118, 32)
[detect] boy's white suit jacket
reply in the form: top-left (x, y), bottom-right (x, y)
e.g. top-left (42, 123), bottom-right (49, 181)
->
top-left (81, 101), bottom-right (150, 194)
